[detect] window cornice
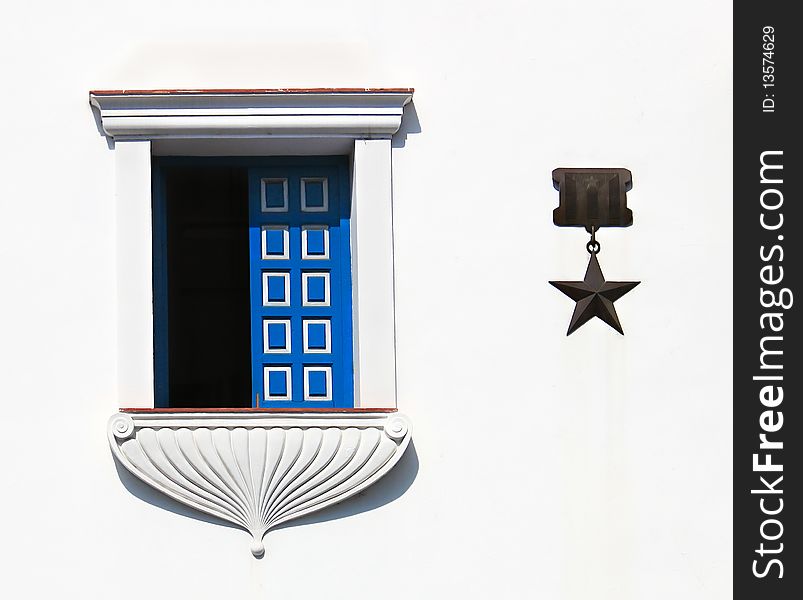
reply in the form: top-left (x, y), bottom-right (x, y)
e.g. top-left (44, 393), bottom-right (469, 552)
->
top-left (90, 88), bottom-right (414, 140)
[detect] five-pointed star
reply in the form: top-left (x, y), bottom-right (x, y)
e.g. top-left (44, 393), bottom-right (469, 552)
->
top-left (549, 254), bottom-right (640, 335)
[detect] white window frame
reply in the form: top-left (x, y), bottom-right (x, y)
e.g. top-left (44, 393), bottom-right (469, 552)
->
top-left (91, 88), bottom-right (412, 410)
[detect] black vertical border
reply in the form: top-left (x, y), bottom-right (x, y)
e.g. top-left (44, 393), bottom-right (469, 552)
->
top-left (734, 5), bottom-right (801, 599)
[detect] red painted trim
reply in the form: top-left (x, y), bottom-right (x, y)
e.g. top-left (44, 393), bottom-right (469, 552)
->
top-left (120, 407), bottom-right (397, 414)
top-left (90, 88), bottom-right (414, 96)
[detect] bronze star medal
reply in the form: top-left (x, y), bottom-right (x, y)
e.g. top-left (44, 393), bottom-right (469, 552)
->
top-left (550, 253), bottom-right (639, 335)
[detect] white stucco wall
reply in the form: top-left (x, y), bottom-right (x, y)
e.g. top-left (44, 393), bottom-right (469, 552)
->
top-left (0, 1), bottom-right (732, 598)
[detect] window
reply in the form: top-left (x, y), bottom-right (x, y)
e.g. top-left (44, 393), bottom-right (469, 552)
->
top-left (153, 157), bottom-right (353, 408)
top-left (91, 88), bottom-right (408, 411)
top-left (97, 89), bottom-right (413, 554)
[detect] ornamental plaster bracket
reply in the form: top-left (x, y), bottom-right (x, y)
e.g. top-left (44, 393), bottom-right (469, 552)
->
top-left (108, 411), bottom-right (412, 556)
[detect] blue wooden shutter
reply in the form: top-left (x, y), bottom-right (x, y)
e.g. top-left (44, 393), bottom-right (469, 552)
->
top-left (248, 162), bottom-right (354, 407)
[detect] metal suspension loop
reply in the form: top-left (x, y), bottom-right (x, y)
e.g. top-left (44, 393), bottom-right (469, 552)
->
top-left (586, 226), bottom-right (601, 254)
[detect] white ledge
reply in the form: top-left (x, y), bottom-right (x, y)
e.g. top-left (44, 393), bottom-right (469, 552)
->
top-left (108, 411), bottom-right (412, 556)
top-left (90, 89), bottom-right (414, 140)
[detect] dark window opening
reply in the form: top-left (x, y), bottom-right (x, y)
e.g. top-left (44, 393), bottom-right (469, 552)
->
top-left (162, 166), bottom-right (251, 408)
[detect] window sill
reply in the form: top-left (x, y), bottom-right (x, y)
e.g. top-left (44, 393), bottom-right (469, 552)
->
top-left (108, 409), bottom-right (411, 556)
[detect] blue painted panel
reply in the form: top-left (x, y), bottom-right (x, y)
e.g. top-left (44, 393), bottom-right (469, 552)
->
top-left (306, 275), bottom-right (327, 303)
top-left (303, 180), bottom-right (325, 208)
top-left (249, 159), bottom-right (353, 408)
top-left (268, 369), bottom-right (288, 396)
top-left (266, 274), bottom-right (287, 302)
top-left (151, 161), bottom-right (169, 408)
top-left (306, 229), bottom-right (326, 255)
top-left (266, 322), bottom-right (287, 350)
top-left (265, 229), bottom-right (285, 255)
top-left (264, 181), bottom-right (286, 209)
top-left (307, 322), bottom-right (327, 349)
top-left (308, 370), bottom-right (328, 397)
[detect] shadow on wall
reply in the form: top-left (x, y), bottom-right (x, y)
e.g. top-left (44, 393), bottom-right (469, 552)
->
top-left (113, 440), bottom-right (419, 536)
top-left (392, 101), bottom-right (421, 149)
top-left (89, 104), bottom-right (115, 150)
